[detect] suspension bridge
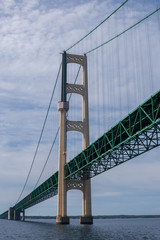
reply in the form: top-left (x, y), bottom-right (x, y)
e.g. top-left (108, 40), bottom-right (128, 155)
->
top-left (0, 0), bottom-right (160, 224)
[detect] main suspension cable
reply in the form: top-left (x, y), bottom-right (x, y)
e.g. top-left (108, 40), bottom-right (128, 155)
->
top-left (66, 0), bottom-right (129, 51)
top-left (86, 7), bottom-right (160, 54)
top-left (16, 63), bottom-right (62, 203)
top-left (34, 127), bottom-right (59, 189)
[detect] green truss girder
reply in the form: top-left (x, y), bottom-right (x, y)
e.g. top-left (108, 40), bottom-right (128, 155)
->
top-left (0, 90), bottom-right (160, 218)
top-left (69, 124), bottom-right (160, 179)
top-left (64, 89), bottom-right (160, 180)
top-left (14, 171), bottom-right (58, 211)
top-left (0, 211), bottom-right (8, 219)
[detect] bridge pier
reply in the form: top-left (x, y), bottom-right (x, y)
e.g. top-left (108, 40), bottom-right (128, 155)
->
top-left (81, 179), bottom-right (93, 224)
top-left (14, 210), bottom-right (20, 221)
top-left (8, 207), bottom-right (14, 220)
top-left (8, 208), bottom-right (25, 221)
top-left (56, 216), bottom-right (70, 224)
top-left (22, 210), bottom-right (25, 221)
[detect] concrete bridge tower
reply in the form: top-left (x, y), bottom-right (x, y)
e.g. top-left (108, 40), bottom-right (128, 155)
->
top-left (56, 52), bottom-right (93, 224)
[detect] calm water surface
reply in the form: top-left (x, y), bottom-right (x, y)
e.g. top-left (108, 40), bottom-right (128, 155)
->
top-left (0, 218), bottom-right (159, 240)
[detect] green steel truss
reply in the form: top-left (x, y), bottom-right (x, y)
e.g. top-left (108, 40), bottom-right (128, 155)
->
top-left (0, 211), bottom-right (8, 219)
top-left (14, 171), bottom-right (58, 212)
top-left (67, 124), bottom-right (160, 179)
top-left (64, 90), bottom-right (160, 179)
top-left (0, 90), bottom-right (160, 217)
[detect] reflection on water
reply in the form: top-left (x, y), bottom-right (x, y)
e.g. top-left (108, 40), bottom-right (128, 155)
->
top-left (0, 218), bottom-right (160, 240)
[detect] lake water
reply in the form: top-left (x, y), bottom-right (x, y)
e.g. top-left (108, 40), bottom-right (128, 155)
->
top-left (0, 218), bottom-right (159, 240)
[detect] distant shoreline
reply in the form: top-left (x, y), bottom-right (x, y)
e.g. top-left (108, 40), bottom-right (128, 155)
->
top-left (25, 215), bottom-right (160, 219)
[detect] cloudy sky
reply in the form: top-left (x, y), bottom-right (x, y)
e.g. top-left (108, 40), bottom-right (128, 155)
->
top-left (0, 0), bottom-right (160, 217)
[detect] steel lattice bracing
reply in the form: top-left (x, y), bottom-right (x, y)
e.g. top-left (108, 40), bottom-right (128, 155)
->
top-left (0, 211), bottom-right (8, 219)
top-left (13, 171), bottom-right (58, 211)
top-left (68, 124), bottom-right (160, 179)
top-left (64, 89), bottom-right (160, 180)
top-left (0, 90), bottom-right (159, 215)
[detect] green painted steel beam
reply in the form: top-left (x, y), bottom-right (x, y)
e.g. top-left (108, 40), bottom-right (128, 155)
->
top-left (0, 210), bottom-right (8, 219)
top-left (0, 90), bottom-right (160, 217)
top-left (64, 90), bottom-right (160, 180)
top-left (14, 171), bottom-right (58, 211)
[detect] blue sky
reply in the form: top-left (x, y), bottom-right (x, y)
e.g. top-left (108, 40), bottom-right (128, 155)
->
top-left (0, 0), bottom-right (160, 217)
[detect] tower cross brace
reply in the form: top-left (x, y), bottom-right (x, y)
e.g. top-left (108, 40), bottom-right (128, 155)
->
top-left (56, 52), bottom-right (93, 224)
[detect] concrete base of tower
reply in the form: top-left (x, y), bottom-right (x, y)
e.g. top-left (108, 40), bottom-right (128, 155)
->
top-left (80, 216), bottom-right (93, 224)
top-left (22, 210), bottom-right (25, 221)
top-left (14, 210), bottom-right (21, 221)
top-left (8, 207), bottom-right (14, 220)
top-left (56, 216), bottom-right (70, 224)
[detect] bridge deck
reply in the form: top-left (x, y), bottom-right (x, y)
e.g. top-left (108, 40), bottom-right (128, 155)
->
top-left (64, 89), bottom-right (160, 179)
top-left (1, 90), bottom-right (160, 216)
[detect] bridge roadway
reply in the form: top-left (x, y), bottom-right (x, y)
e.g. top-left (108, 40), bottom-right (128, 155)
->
top-left (1, 89), bottom-right (160, 219)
